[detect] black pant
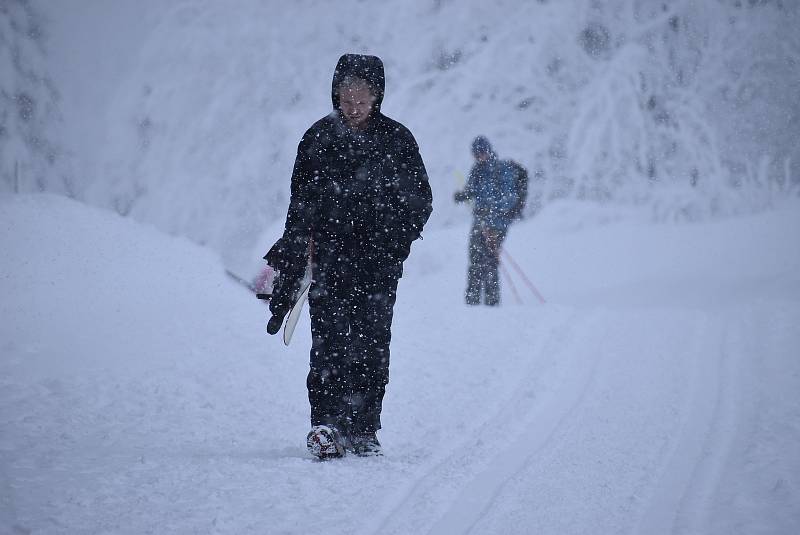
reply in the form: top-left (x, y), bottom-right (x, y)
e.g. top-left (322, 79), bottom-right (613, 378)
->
top-left (466, 220), bottom-right (507, 306)
top-left (307, 262), bottom-right (399, 435)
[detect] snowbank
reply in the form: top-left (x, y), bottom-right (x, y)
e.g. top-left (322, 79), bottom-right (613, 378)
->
top-left (1, 193), bottom-right (310, 532)
top-left (1, 193), bottom-right (261, 379)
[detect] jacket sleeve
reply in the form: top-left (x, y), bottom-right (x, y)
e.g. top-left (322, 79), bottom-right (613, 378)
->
top-left (454, 165), bottom-right (478, 203)
top-left (463, 165), bottom-right (479, 201)
top-left (393, 128), bottom-right (433, 261)
top-left (265, 131), bottom-right (315, 270)
top-left (285, 133), bottom-right (317, 238)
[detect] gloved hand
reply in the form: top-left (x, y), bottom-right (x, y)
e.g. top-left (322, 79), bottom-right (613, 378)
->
top-left (267, 315), bottom-right (283, 335)
top-left (264, 236), bottom-right (292, 272)
top-left (454, 190), bottom-right (468, 203)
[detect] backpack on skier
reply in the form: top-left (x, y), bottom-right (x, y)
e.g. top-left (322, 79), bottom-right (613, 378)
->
top-left (504, 159), bottom-right (528, 220)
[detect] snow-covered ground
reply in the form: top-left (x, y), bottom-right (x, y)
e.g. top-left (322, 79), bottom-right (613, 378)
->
top-left (2, 193), bottom-right (798, 534)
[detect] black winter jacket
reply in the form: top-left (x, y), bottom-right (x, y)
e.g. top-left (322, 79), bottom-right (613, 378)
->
top-left (269, 54), bottom-right (432, 277)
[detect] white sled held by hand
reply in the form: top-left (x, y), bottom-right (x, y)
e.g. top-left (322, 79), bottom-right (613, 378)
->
top-left (283, 278), bottom-right (311, 346)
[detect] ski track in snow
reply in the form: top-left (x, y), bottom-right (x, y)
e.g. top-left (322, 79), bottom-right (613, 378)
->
top-left (439, 311), bottom-right (685, 534)
top-left (365, 305), bottom-right (770, 534)
top-left (365, 309), bottom-right (593, 534)
top-left (425, 310), bottom-right (600, 535)
top-left (636, 311), bottom-right (739, 534)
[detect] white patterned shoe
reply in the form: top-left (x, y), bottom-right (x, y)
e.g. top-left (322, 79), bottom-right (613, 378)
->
top-left (306, 425), bottom-right (346, 459)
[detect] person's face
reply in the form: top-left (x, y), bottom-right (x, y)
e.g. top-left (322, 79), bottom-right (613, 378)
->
top-left (475, 151), bottom-right (490, 162)
top-left (339, 80), bottom-right (377, 129)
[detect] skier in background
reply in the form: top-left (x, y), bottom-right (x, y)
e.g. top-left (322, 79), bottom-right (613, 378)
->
top-left (265, 54), bottom-right (432, 458)
top-left (454, 136), bottom-right (520, 306)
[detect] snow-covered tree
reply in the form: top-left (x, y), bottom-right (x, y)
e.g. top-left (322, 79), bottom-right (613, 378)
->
top-left (556, 0), bottom-right (799, 219)
top-left (0, 0), bottom-right (69, 195)
top-left (65, 0), bottom-right (797, 269)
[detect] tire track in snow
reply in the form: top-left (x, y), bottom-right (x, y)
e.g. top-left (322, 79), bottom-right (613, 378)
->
top-left (364, 309), bottom-right (599, 535)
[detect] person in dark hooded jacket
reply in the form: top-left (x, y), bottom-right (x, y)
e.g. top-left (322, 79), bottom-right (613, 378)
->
top-left (265, 54), bottom-right (433, 458)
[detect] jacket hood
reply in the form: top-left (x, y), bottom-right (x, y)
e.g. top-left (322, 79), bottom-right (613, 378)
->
top-left (472, 135), bottom-right (495, 158)
top-left (331, 54), bottom-right (385, 113)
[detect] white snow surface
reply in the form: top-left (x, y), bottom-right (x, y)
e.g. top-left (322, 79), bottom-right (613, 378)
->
top-left (2, 193), bottom-right (800, 534)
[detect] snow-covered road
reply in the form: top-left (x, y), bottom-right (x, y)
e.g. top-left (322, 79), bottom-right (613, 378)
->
top-left (2, 194), bottom-right (799, 534)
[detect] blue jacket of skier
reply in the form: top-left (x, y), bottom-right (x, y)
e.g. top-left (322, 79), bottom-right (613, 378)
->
top-left (462, 138), bottom-right (518, 231)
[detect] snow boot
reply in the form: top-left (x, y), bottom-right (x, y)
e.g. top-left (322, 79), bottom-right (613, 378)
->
top-left (351, 432), bottom-right (383, 457)
top-left (306, 425), bottom-right (346, 459)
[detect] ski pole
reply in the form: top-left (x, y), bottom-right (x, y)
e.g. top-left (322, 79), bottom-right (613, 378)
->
top-left (500, 248), bottom-right (546, 304)
top-left (499, 261), bottom-right (523, 304)
top-left (481, 226), bottom-right (521, 305)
